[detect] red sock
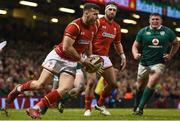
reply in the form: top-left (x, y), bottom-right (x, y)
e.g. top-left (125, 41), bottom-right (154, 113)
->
top-left (35, 99), bottom-right (46, 109)
top-left (43, 90), bottom-right (61, 106)
top-left (35, 90), bottom-right (61, 112)
top-left (85, 96), bottom-right (93, 111)
top-left (20, 80), bottom-right (33, 91)
top-left (98, 91), bottom-right (107, 106)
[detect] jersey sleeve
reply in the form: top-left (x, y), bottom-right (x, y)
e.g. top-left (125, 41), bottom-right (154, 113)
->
top-left (64, 23), bottom-right (80, 40)
top-left (114, 25), bottom-right (121, 44)
top-left (135, 28), bottom-right (143, 43)
top-left (168, 28), bottom-right (176, 43)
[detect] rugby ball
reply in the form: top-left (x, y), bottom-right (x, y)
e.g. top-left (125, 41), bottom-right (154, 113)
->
top-left (85, 56), bottom-right (104, 73)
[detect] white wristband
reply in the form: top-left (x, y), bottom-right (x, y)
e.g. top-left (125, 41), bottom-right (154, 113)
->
top-left (120, 53), bottom-right (126, 59)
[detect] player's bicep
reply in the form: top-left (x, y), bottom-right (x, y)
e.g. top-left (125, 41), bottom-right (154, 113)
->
top-left (64, 23), bottom-right (80, 40)
top-left (133, 41), bottom-right (140, 49)
top-left (114, 25), bottom-right (121, 44)
top-left (171, 37), bottom-right (179, 45)
top-left (63, 36), bottom-right (75, 50)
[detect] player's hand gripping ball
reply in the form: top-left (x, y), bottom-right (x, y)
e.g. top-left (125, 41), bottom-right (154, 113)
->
top-left (85, 56), bottom-right (104, 73)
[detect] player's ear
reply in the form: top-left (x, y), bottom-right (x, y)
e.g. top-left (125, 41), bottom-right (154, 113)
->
top-left (83, 10), bottom-right (88, 15)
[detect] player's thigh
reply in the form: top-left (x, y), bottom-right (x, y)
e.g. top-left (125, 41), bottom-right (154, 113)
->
top-left (37, 68), bottom-right (53, 86)
top-left (102, 66), bottom-right (116, 84)
top-left (150, 63), bottom-right (165, 75)
top-left (57, 72), bottom-right (75, 95)
top-left (99, 55), bottom-right (112, 69)
top-left (137, 64), bottom-right (149, 83)
top-left (86, 72), bottom-right (97, 84)
top-left (74, 69), bottom-right (85, 88)
top-left (148, 64), bottom-right (165, 83)
top-left (42, 49), bottom-right (77, 74)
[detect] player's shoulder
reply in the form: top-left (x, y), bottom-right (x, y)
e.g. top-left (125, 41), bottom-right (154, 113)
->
top-left (113, 21), bottom-right (121, 28)
top-left (112, 20), bottom-right (119, 25)
top-left (138, 26), bottom-right (149, 33)
top-left (161, 25), bottom-right (172, 31)
top-left (66, 18), bottom-right (81, 31)
top-left (69, 18), bottom-right (81, 26)
top-left (142, 26), bottom-right (149, 30)
top-left (161, 26), bottom-right (175, 36)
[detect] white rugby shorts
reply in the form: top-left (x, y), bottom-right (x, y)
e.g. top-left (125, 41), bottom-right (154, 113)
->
top-left (42, 49), bottom-right (77, 76)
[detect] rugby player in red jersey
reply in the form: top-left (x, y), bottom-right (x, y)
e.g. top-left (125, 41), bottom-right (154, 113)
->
top-left (6, 3), bottom-right (100, 119)
top-left (84, 2), bottom-right (126, 116)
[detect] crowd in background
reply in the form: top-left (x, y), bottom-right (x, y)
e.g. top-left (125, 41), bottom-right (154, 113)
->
top-left (0, 17), bottom-right (180, 108)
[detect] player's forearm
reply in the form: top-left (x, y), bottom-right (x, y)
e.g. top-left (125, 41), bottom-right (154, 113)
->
top-left (114, 43), bottom-right (126, 60)
top-left (169, 40), bottom-right (179, 57)
top-left (114, 43), bottom-right (124, 55)
top-left (63, 36), bottom-right (82, 61)
top-left (86, 41), bottom-right (92, 57)
top-left (63, 46), bottom-right (81, 61)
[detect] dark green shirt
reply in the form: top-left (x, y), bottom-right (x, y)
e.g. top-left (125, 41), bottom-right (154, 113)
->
top-left (135, 26), bottom-right (176, 66)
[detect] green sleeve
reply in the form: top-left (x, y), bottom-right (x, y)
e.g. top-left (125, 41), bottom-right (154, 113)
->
top-left (168, 28), bottom-right (176, 42)
top-left (135, 29), bottom-right (143, 43)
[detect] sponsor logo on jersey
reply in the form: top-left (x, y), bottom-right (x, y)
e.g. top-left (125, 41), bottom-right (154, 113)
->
top-left (78, 39), bottom-right (90, 44)
top-left (148, 38), bottom-right (162, 48)
top-left (160, 31), bottom-right (165, 36)
top-left (148, 45), bottom-right (162, 48)
top-left (152, 38), bottom-right (159, 46)
top-left (146, 32), bottom-right (151, 35)
top-left (102, 32), bottom-right (115, 39)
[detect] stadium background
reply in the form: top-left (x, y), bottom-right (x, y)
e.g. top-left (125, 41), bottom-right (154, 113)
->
top-left (0, 0), bottom-right (180, 110)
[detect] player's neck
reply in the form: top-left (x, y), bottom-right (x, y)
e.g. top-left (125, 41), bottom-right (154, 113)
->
top-left (105, 16), bottom-right (113, 23)
top-left (150, 25), bottom-right (162, 30)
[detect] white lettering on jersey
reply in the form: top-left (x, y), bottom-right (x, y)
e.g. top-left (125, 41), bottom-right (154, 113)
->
top-left (146, 32), bottom-right (151, 35)
top-left (102, 32), bottom-right (115, 39)
top-left (160, 31), bottom-right (165, 36)
top-left (78, 40), bottom-right (90, 44)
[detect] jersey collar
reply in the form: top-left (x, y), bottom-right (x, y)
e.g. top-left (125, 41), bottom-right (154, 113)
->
top-left (149, 25), bottom-right (162, 30)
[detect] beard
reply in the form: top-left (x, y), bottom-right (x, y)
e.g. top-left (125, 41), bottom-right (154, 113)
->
top-left (87, 19), bottom-right (95, 25)
top-left (106, 14), bottom-right (115, 21)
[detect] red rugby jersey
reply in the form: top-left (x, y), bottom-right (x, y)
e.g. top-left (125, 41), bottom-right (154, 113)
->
top-left (93, 17), bottom-right (121, 56)
top-left (55, 18), bottom-right (98, 61)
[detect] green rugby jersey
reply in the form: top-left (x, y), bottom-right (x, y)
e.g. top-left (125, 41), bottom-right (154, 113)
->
top-left (135, 26), bottom-right (176, 66)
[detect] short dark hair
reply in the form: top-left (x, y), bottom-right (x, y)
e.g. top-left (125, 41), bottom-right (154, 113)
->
top-left (105, 1), bottom-right (117, 7)
top-left (83, 3), bottom-right (100, 12)
top-left (149, 13), bottom-right (162, 18)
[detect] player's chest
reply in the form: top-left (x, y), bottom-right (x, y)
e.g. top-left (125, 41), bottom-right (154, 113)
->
top-left (143, 30), bottom-right (169, 45)
top-left (99, 23), bottom-right (117, 39)
top-left (77, 28), bottom-right (95, 45)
